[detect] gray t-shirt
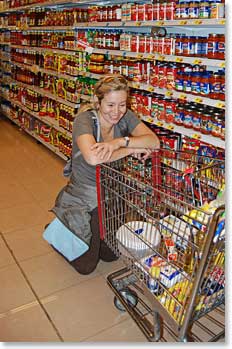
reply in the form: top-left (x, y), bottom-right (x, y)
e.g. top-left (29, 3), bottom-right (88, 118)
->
top-left (71, 109), bottom-right (141, 186)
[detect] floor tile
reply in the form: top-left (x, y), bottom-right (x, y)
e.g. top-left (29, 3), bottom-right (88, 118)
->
top-left (0, 180), bottom-right (34, 210)
top-left (0, 201), bottom-right (51, 234)
top-left (20, 251), bottom-right (97, 298)
top-left (3, 224), bottom-right (52, 262)
top-left (42, 275), bottom-right (129, 342)
top-left (20, 177), bottom-right (63, 204)
top-left (0, 264), bottom-right (36, 313)
top-left (0, 235), bottom-right (15, 269)
top-left (96, 258), bottom-right (126, 278)
top-left (83, 317), bottom-right (147, 342)
top-left (0, 301), bottom-right (61, 342)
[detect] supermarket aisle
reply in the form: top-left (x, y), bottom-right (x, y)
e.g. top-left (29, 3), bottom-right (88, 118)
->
top-left (0, 116), bottom-right (147, 342)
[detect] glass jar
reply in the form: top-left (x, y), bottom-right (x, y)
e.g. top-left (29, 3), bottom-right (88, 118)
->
top-left (200, 112), bottom-right (212, 134)
top-left (209, 72), bottom-right (221, 99)
top-left (199, 0), bottom-right (210, 18)
top-left (207, 34), bottom-right (220, 59)
top-left (192, 109), bottom-right (202, 131)
top-left (174, 104), bottom-right (184, 126)
top-left (183, 107), bottom-right (193, 128)
top-left (188, 1), bottom-right (199, 18)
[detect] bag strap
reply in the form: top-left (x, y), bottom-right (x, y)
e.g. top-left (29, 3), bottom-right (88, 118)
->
top-left (72, 110), bottom-right (100, 160)
top-left (91, 109), bottom-right (101, 142)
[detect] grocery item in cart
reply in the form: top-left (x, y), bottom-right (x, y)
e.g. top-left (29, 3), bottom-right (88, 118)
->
top-left (160, 215), bottom-right (197, 249)
top-left (116, 221), bottom-right (161, 253)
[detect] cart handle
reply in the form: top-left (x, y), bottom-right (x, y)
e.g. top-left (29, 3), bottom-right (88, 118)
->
top-left (96, 165), bottom-right (105, 240)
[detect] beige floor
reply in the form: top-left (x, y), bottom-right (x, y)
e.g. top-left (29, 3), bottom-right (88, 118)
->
top-left (0, 117), bottom-right (148, 343)
top-left (0, 117), bottom-right (225, 344)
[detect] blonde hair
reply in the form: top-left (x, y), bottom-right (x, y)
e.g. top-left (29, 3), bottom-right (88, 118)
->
top-left (77, 74), bottom-right (129, 115)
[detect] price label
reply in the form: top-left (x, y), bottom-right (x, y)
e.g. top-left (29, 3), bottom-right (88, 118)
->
top-left (179, 20), bottom-right (187, 25)
top-left (175, 57), bottom-right (183, 63)
top-left (194, 20), bottom-right (202, 25)
top-left (147, 86), bottom-right (154, 92)
top-left (158, 55), bottom-right (165, 61)
top-left (106, 22), bottom-right (110, 26)
top-left (31, 64), bottom-right (39, 73)
top-left (156, 121), bottom-right (163, 127)
top-left (216, 102), bottom-right (225, 109)
top-left (157, 21), bottom-right (164, 26)
top-left (136, 53), bottom-right (143, 59)
top-left (219, 19), bottom-right (226, 25)
top-left (193, 59), bottom-right (202, 65)
top-left (194, 97), bottom-right (203, 103)
top-left (132, 82), bottom-right (141, 89)
top-left (85, 46), bottom-right (94, 54)
top-left (167, 125), bottom-right (174, 130)
top-left (192, 133), bottom-right (201, 140)
top-left (147, 118), bottom-right (153, 123)
top-left (146, 54), bottom-right (154, 60)
top-left (136, 21), bottom-right (141, 26)
top-left (165, 91), bottom-right (173, 97)
top-left (19, 23), bottom-right (29, 30)
top-left (179, 93), bottom-right (187, 100)
top-left (220, 62), bottom-right (225, 68)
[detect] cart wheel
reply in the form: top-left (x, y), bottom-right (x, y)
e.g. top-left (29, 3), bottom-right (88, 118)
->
top-left (114, 288), bottom-right (138, 312)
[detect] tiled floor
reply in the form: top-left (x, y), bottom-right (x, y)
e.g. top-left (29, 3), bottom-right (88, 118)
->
top-left (0, 117), bottom-right (147, 343)
top-left (0, 117), bottom-right (225, 345)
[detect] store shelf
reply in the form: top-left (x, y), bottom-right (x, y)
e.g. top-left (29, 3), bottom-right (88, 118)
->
top-left (0, 0), bottom-right (113, 13)
top-left (10, 78), bottom-right (83, 108)
top-left (93, 48), bottom-right (225, 68)
top-left (12, 61), bottom-right (79, 82)
top-left (142, 115), bottom-right (225, 149)
top-left (0, 109), bottom-right (68, 161)
top-left (0, 41), bottom-right (10, 45)
top-left (9, 97), bottom-right (72, 137)
top-left (10, 59), bottom-right (225, 110)
top-left (1, 0), bottom-right (226, 158)
top-left (3, 18), bottom-right (225, 27)
top-left (129, 81), bottom-right (225, 110)
top-left (10, 43), bottom-right (225, 69)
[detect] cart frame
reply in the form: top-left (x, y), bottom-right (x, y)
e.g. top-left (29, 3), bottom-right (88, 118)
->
top-left (96, 149), bottom-right (225, 342)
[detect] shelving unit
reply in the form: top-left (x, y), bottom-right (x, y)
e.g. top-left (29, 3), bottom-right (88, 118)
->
top-left (0, 0), bottom-right (226, 160)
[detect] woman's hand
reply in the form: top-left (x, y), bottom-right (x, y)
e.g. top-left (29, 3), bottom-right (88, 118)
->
top-left (91, 139), bottom-right (120, 162)
top-left (131, 148), bottom-right (153, 160)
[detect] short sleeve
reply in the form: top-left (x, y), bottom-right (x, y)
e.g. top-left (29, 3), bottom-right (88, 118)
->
top-left (72, 111), bottom-right (94, 139)
top-left (115, 109), bottom-right (141, 137)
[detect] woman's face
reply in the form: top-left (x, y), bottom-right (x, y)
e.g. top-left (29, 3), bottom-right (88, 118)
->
top-left (98, 90), bottom-right (127, 125)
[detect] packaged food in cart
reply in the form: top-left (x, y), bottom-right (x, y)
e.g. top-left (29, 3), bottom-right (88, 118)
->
top-left (96, 148), bottom-right (225, 342)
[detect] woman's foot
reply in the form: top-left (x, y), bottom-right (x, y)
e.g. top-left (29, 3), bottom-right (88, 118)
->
top-left (100, 240), bottom-right (119, 262)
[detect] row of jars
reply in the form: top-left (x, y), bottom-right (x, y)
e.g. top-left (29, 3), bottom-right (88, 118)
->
top-left (90, 56), bottom-right (225, 101)
top-left (9, 29), bottom-right (225, 60)
top-left (6, 0), bottom-right (225, 26)
top-left (10, 49), bottom-right (225, 102)
top-left (129, 89), bottom-right (225, 140)
top-left (8, 79), bottom-right (225, 140)
top-left (11, 65), bottom-right (97, 102)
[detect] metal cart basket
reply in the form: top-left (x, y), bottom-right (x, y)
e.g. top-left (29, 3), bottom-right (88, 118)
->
top-left (96, 149), bottom-right (225, 342)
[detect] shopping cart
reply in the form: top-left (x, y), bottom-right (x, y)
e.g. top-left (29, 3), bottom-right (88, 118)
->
top-left (96, 149), bottom-right (225, 342)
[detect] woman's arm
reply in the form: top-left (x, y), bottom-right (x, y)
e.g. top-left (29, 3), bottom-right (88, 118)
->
top-left (77, 133), bottom-right (135, 165)
top-left (91, 122), bottom-right (160, 163)
top-left (125, 122), bottom-right (160, 149)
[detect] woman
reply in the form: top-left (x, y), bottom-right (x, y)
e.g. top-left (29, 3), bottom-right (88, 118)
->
top-left (51, 74), bottom-right (160, 274)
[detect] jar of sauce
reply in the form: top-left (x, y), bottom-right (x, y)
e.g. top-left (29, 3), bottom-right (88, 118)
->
top-left (183, 107), bottom-right (193, 128)
top-left (174, 104), bottom-right (184, 126)
top-left (200, 112), bottom-right (211, 134)
top-left (208, 34), bottom-right (220, 59)
top-left (192, 109), bottom-right (202, 131)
